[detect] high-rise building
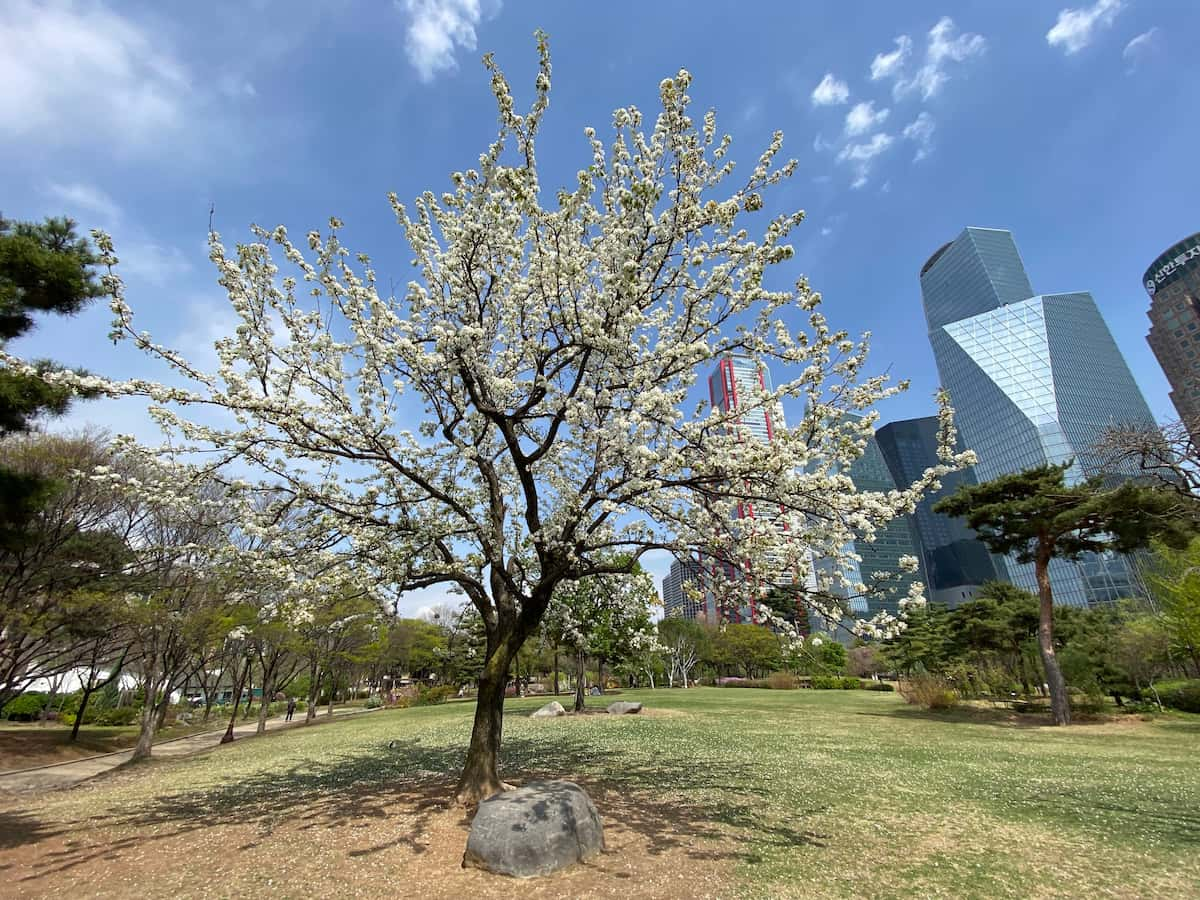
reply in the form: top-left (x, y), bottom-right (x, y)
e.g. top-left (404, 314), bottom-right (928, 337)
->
top-left (661, 557), bottom-right (709, 621)
top-left (921, 227), bottom-right (1156, 606)
top-left (1143, 232), bottom-right (1200, 437)
top-left (843, 425), bottom-right (925, 618)
top-left (707, 354), bottom-right (786, 622)
top-left (875, 417), bottom-right (1003, 608)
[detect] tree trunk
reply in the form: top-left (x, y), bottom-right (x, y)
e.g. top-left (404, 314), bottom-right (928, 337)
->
top-left (131, 669), bottom-right (163, 762)
top-left (454, 640), bottom-right (513, 804)
top-left (257, 672), bottom-right (273, 735)
top-left (202, 692), bottom-right (215, 723)
top-left (306, 663), bottom-right (321, 724)
top-left (327, 671), bottom-right (337, 717)
top-left (574, 647), bottom-right (586, 713)
top-left (553, 646), bottom-right (559, 695)
top-left (221, 658), bottom-right (250, 744)
top-left (597, 656), bottom-right (605, 694)
top-left (71, 685), bottom-right (94, 742)
top-left (243, 674), bottom-right (254, 719)
top-left (1034, 550), bottom-right (1070, 726)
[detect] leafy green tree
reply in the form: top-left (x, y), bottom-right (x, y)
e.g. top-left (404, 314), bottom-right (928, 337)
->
top-left (885, 603), bottom-right (953, 675)
top-left (935, 461), bottom-right (1192, 725)
top-left (711, 623), bottom-right (782, 678)
top-left (1143, 537), bottom-right (1200, 674)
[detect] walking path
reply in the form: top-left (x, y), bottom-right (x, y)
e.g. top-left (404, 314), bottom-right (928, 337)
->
top-left (0, 706), bottom-right (377, 794)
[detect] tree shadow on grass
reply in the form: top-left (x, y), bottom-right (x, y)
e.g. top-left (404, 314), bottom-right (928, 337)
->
top-left (10, 731), bottom-right (829, 883)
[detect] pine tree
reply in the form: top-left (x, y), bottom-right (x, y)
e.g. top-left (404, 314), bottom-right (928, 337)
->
top-left (0, 215), bottom-right (102, 522)
top-left (934, 462), bottom-right (1192, 725)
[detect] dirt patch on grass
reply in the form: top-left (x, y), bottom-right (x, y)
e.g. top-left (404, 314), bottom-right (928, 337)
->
top-left (0, 777), bottom-right (736, 899)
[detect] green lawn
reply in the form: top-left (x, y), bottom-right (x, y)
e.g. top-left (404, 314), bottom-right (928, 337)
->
top-left (3, 689), bottom-right (1198, 898)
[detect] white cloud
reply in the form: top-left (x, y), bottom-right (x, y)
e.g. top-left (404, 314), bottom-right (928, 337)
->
top-left (870, 35), bottom-right (912, 81)
top-left (893, 17), bottom-right (986, 100)
top-left (902, 111), bottom-right (936, 161)
top-left (45, 183), bottom-right (122, 225)
top-left (813, 133), bottom-right (834, 152)
top-left (820, 226), bottom-right (833, 237)
top-left (399, 0), bottom-right (494, 83)
top-left (1047, 0), bottom-right (1124, 55)
top-left (1122, 27), bottom-right (1159, 72)
top-left (217, 73), bottom-right (257, 99)
top-left (811, 73), bottom-right (850, 106)
top-left (0, 1), bottom-right (190, 153)
top-left (119, 242), bottom-right (195, 288)
top-left (837, 133), bottom-right (894, 189)
top-left (844, 101), bottom-right (890, 137)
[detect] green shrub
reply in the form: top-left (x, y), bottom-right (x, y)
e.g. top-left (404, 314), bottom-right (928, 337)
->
top-left (415, 685), bottom-right (456, 706)
top-left (93, 707), bottom-right (139, 726)
top-left (364, 695), bottom-right (383, 709)
top-left (864, 681), bottom-right (895, 692)
top-left (898, 674), bottom-right (957, 710)
top-left (1159, 680), bottom-right (1200, 714)
top-left (2, 692), bottom-right (47, 721)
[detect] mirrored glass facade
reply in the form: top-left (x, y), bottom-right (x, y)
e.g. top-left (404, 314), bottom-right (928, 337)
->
top-left (875, 417), bottom-right (1003, 607)
top-left (921, 228), bottom-right (1157, 607)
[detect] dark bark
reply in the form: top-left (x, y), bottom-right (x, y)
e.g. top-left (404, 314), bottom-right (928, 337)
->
top-left (221, 657), bottom-right (250, 744)
top-left (574, 646), bottom-right (586, 713)
top-left (553, 646), bottom-right (559, 695)
top-left (1034, 547), bottom-right (1070, 726)
top-left (454, 636), bottom-right (514, 804)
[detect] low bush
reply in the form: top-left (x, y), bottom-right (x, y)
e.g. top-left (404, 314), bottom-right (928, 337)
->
top-left (767, 673), bottom-right (799, 690)
top-left (811, 675), bottom-right (862, 690)
top-left (2, 692), bottom-right (47, 721)
top-left (899, 674), bottom-right (957, 710)
top-left (864, 681), bottom-right (895, 692)
top-left (364, 695), bottom-right (383, 709)
top-left (93, 706), bottom-right (139, 726)
top-left (415, 685), bottom-right (457, 706)
top-left (1159, 679), bottom-right (1200, 714)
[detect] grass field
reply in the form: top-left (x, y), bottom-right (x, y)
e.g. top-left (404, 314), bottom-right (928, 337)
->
top-left (2, 688), bottom-right (1197, 899)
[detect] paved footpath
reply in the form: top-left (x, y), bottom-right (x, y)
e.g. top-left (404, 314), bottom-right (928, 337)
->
top-left (0, 706), bottom-right (376, 794)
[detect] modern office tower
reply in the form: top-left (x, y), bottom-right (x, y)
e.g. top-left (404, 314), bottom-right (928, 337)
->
top-left (876, 417), bottom-right (1004, 608)
top-left (661, 557), bottom-right (709, 621)
top-left (1143, 231), bottom-right (1200, 438)
top-left (843, 421), bottom-right (925, 618)
top-left (921, 227), bottom-right (1157, 606)
top-left (707, 353), bottom-right (786, 623)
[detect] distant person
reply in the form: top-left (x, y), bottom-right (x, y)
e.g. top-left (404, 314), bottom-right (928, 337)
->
top-left (285, 696), bottom-right (297, 722)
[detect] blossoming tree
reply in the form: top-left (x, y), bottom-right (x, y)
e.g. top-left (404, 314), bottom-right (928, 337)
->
top-left (14, 36), bottom-right (971, 802)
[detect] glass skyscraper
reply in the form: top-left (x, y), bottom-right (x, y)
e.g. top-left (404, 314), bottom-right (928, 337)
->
top-left (875, 416), bottom-right (1003, 607)
top-left (921, 227), bottom-right (1157, 606)
top-left (843, 421), bottom-right (925, 618)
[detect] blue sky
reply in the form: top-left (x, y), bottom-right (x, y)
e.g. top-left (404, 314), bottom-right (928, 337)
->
top-left (2, 0), bottom-right (1197, 612)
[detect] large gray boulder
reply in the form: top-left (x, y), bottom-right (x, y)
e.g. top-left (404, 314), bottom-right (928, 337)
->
top-left (529, 700), bottom-right (566, 718)
top-left (462, 780), bottom-right (605, 878)
top-left (606, 701), bottom-right (642, 715)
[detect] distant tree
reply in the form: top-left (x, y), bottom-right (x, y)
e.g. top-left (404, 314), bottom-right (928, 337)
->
top-left (546, 565), bottom-right (657, 711)
top-left (711, 623), bottom-right (782, 678)
top-left (0, 432), bottom-right (129, 710)
top-left (658, 616), bottom-right (706, 688)
top-left (1096, 420), bottom-right (1200, 518)
top-left (935, 461), bottom-right (1192, 725)
top-left (1142, 538), bottom-right (1200, 675)
top-left (1111, 615), bottom-right (1173, 708)
top-left (884, 603), bottom-right (953, 676)
top-left (846, 644), bottom-right (884, 679)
